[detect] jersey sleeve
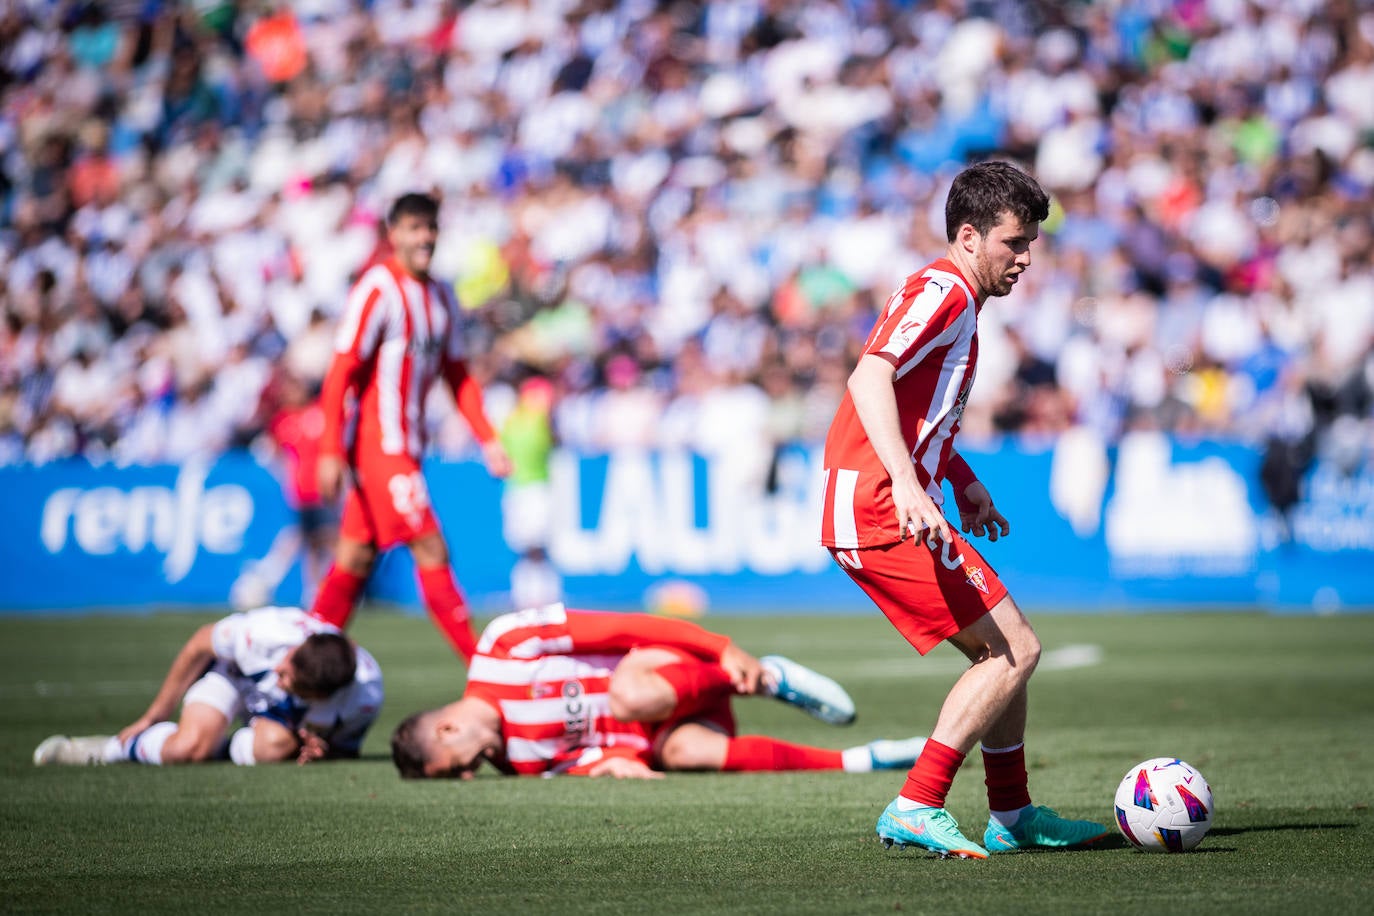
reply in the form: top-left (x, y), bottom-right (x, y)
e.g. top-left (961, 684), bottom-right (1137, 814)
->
top-left (866, 273), bottom-right (972, 370)
top-left (946, 451), bottom-right (980, 512)
top-left (209, 613), bottom-right (247, 662)
top-left (559, 610), bottom-right (731, 659)
top-left (443, 357), bottom-right (496, 444)
top-left (334, 271), bottom-right (390, 362)
top-left (475, 604), bottom-right (731, 662)
top-left (318, 273), bottom-right (390, 456)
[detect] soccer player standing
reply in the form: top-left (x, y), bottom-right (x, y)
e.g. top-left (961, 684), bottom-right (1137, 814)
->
top-left (820, 162), bottom-right (1107, 858)
top-left (309, 193), bottom-right (511, 662)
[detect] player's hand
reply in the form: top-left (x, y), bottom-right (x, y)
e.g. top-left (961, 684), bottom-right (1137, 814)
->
top-left (957, 481), bottom-right (1010, 542)
top-left (587, 756), bottom-right (663, 779)
top-left (481, 440), bottom-right (513, 479)
top-left (892, 476), bottom-right (951, 546)
top-left (719, 642), bottom-right (764, 695)
top-left (296, 729), bottom-right (329, 765)
top-left (117, 716), bottom-right (155, 744)
top-left (317, 454), bottom-right (347, 502)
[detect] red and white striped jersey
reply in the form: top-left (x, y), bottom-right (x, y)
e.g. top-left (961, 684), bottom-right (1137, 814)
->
top-left (820, 258), bottom-right (980, 549)
top-left (324, 259), bottom-right (466, 459)
top-left (464, 604), bottom-right (730, 776)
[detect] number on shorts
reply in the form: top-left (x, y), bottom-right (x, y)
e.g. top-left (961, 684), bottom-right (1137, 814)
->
top-left (388, 471), bottom-right (430, 518)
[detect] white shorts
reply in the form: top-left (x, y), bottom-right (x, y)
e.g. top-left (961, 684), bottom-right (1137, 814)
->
top-left (182, 663), bottom-right (246, 723)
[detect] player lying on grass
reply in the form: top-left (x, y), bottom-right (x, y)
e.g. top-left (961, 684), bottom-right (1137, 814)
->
top-left (34, 606), bottom-right (383, 767)
top-left (391, 603), bottom-right (925, 779)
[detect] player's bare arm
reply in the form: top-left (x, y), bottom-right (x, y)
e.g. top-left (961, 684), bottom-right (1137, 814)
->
top-left (316, 453), bottom-right (347, 503)
top-left (847, 354), bottom-right (951, 544)
top-left (118, 624), bottom-right (217, 742)
top-left (480, 439), bottom-right (513, 478)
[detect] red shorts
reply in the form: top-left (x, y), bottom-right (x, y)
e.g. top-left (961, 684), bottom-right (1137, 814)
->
top-left (830, 530), bottom-right (1009, 655)
top-left (647, 646), bottom-right (737, 747)
top-left (339, 452), bottom-right (441, 550)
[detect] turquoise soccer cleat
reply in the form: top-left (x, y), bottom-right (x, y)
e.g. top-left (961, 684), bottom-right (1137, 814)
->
top-left (759, 655), bottom-right (856, 725)
top-left (876, 800), bottom-right (989, 859)
top-left (983, 805), bottom-right (1110, 852)
top-left (866, 736), bottom-right (927, 770)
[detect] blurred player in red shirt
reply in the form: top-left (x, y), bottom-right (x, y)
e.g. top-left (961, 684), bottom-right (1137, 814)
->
top-left (821, 162), bottom-right (1106, 857)
top-left (310, 193), bottom-right (511, 661)
top-left (390, 603), bottom-right (927, 780)
top-left (265, 371), bottom-right (336, 604)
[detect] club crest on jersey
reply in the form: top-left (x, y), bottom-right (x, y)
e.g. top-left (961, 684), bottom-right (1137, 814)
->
top-left (964, 564), bottom-right (988, 594)
top-left (562, 680), bottom-right (589, 736)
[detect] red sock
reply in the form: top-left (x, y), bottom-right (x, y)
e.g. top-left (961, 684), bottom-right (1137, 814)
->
top-left (900, 739), bottom-right (965, 808)
top-left (416, 565), bottom-right (477, 661)
top-left (653, 660), bottom-right (735, 720)
top-left (308, 566), bottom-right (366, 629)
top-left (983, 743), bottom-right (1032, 812)
top-left (723, 736), bottom-right (843, 771)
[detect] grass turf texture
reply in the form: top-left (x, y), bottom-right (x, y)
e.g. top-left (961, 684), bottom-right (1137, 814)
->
top-left (2, 610), bottom-right (1372, 915)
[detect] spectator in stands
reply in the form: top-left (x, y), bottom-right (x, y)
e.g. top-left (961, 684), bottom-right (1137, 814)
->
top-left (0, 0), bottom-right (1367, 494)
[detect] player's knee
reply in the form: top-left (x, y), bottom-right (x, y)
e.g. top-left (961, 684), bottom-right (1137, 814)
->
top-left (160, 728), bottom-right (219, 763)
top-left (250, 722), bottom-right (300, 763)
top-left (337, 541), bottom-right (377, 575)
top-left (608, 670), bottom-right (674, 723)
top-left (407, 533), bottom-right (449, 568)
top-left (607, 680), bottom-right (653, 722)
top-left (656, 733), bottom-right (714, 771)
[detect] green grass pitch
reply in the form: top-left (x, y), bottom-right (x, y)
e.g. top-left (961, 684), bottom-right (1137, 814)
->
top-left (2, 609), bottom-right (1372, 914)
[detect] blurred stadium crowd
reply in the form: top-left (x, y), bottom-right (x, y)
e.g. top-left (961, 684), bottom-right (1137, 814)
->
top-left (1, 0), bottom-right (1372, 488)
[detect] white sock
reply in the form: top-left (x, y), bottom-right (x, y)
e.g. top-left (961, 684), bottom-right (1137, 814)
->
top-left (841, 746), bottom-right (873, 773)
top-left (989, 804), bottom-right (1034, 828)
top-left (228, 727), bottom-right (256, 766)
top-left (101, 736), bottom-right (124, 764)
top-left (895, 796), bottom-right (928, 812)
top-left (126, 721), bottom-right (177, 765)
top-left (981, 742), bottom-right (1024, 754)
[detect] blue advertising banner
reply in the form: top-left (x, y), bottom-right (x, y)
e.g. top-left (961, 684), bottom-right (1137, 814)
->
top-left (1, 432), bottom-right (1369, 614)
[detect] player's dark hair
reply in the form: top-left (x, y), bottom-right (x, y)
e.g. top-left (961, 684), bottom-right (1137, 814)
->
top-left (944, 161), bottom-right (1049, 242)
top-left (391, 711), bottom-right (432, 779)
top-left (290, 633), bottom-right (356, 699)
top-left (387, 192), bottom-right (439, 226)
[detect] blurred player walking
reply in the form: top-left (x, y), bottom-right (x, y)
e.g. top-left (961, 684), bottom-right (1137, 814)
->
top-left (820, 162), bottom-right (1107, 858)
top-left (309, 193), bottom-right (511, 661)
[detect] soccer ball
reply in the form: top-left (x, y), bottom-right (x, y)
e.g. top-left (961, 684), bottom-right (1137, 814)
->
top-left (1113, 757), bottom-right (1213, 852)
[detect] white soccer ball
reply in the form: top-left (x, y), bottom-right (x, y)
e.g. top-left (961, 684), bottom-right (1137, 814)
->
top-left (1113, 757), bottom-right (1214, 852)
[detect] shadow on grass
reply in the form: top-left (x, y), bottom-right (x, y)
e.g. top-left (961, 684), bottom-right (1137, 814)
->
top-left (355, 752), bottom-right (392, 763)
top-left (1208, 822), bottom-right (1357, 836)
top-left (1068, 822), bottom-right (1362, 856)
